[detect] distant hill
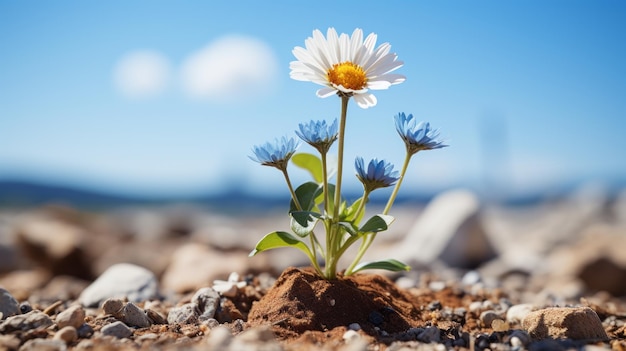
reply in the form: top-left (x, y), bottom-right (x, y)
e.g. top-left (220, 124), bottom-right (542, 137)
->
top-left (1, 175), bottom-right (624, 211)
top-left (0, 179), bottom-right (433, 212)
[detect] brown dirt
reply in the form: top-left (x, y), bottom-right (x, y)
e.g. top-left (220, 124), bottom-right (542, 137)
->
top-left (246, 266), bottom-right (490, 348)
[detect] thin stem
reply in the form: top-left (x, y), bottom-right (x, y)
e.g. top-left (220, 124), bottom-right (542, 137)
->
top-left (282, 168), bottom-right (323, 275)
top-left (353, 189), bottom-right (371, 224)
top-left (343, 190), bottom-right (371, 275)
top-left (383, 151), bottom-right (413, 215)
top-left (324, 95), bottom-right (349, 280)
top-left (332, 95), bottom-right (350, 221)
top-left (345, 152), bottom-right (413, 275)
top-left (321, 152), bottom-right (330, 217)
top-left (281, 168), bottom-right (302, 211)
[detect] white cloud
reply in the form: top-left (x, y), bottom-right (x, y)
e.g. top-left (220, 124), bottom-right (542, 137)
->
top-left (180, 35), bottom-right (279, 102)
top-left (113, 50), bottom-right (171, 99)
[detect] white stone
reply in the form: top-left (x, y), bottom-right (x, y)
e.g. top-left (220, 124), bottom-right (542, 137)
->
top-left (506, 303), bottom-right (535, 325)
top-left (392, 189), bottom-right (496, 268)
top-left (78, 263), bottom-right (158, 307)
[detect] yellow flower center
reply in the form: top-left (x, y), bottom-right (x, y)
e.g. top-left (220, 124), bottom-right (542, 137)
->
top-left (327, 62), bottom-right (367, 91)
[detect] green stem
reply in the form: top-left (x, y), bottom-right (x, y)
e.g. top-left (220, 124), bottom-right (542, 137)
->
top-left (282, 168), bottom-right (323, 276)
top-left (353, 189), bottom-right (370, 224)
top-left (332, 95), bottom-right (350, 221)
top-left (383, 151), bottom-right (413, 215)
top-left (345, 152), bottom-right (413, 275)
top-left (324, 95), bottom-right (350, 280)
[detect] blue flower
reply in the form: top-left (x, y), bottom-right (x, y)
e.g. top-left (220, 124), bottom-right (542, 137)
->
top-left (295, 119), bottom-right (338, 154)
top-left (355, 157), bottom-right (399, 192)
top-left (250, 137), bottom-right (300, 170)
top-left (394, 112), bottom-right (447, 155)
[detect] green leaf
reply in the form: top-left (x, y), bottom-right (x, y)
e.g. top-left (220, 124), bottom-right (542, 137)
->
top-left (290, 211), bottom-right (321, 237)
top-left (292, 153), bottom-right (323, 183)
top-left (351, 259), bottom-right (411, 273)
top-left (337, 221), bottom-right (358, 236)
top-left (359, 214), bottom-right (395, 233)
top-left (343, 197), bottom-right (365, 223)
top-left (249, 231), bottom-right (313, 258)
top-left (290, 182), bottom-right (323, 212)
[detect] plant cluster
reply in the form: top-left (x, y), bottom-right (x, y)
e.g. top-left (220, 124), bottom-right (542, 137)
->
top-left (250, 28), bottom-right (447, 279)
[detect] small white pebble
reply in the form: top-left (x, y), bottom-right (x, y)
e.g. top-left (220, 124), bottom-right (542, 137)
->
top-left (343, 329), bottom-right (361, 342)
top-left (212, 282), bottom-right (238, 298)
top-left (462, 270), bottom-right (481, 285)
top-left (227, 272), bottom-right (240, 283)
top-left (428, 281), bottom-right (446, 291)
top-left (510, 336), bottom-right (522, 348)
top-left (395, 277), bottom-right (416, 289)
top-left (329, 299), bottom-right (336, 306)
top-left (469, 301), bottom-right (483, 314)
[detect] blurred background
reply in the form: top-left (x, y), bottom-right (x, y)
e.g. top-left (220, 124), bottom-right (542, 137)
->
top-left (0, 1), bottom-right (625, 301)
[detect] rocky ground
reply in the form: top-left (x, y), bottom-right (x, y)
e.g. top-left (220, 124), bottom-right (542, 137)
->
top-left (1, 184), bottom-right (626, 350)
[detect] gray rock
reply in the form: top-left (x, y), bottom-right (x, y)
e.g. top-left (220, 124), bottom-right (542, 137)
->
top-left (19, 339), bottom-right (67, 351)
top-left (78, 263), bottom-right (159, 307)
top-left (392, 189), bottom-right (497, 268)
top-left (0, 288), bottom-right (19, 320)
top-left (56, 305), bottom-right (85, 329)
top-left (417, 326), bottom-right (440, 343)
top-left (192, 287), bottom-right (220, 321)
top-left (522, 306), bottom-right (608, 341)
top-left (167, 303), bottom-right (199, 324)
top-left (121, 302), bottom-right (151, 328)
top-left (101, 321), bottom-right (133, 339)
top-left (0, 311), bottom-right (53, 333)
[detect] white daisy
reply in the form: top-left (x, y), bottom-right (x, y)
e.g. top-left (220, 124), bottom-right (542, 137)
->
top-left (290, 28), bottom-right (405, 109)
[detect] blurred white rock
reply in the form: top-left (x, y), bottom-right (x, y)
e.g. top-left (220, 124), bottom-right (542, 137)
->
top-left (392, 189), bottom-right (497, 269)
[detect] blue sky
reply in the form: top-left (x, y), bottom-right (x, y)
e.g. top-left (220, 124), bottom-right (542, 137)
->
top-left (1, 1), bottom-right (625, 198)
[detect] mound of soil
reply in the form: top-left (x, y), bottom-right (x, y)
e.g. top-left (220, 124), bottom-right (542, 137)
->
top-left (247, 266), bottom-right (464, 346)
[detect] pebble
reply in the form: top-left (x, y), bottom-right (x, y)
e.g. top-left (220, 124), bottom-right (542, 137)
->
top-left (0, 310), bottom-right (53, 333)
top-left (146, 308), bottom-right (167, 325)
top-left (348, 323), bottom-right (361, 331)
top-left (191, 287), bottom-right (220, 320)
top-left (343, 329), bottom-right (361, 342)
top-left (102, 298), bottom-right (124, 316)
top-left (522, 306), bottom-right (608, 341)
top-left (205, 325), bottom-right (233, 349)
top-left (0, 288), bottom-right (19, 320)
top-left (56, 305), bottom-right (85, 329)
top-left (76, 323), bottom-right (94, 338)
top-left (101, 321), bottom-right (133, 339)
top-left (418, 326), bottom-right (441, 343)
top-left (212, 272), bottom-right (247, 298)
top-left (508, 330), bottom-right (532, 347)
top-left (468, 301), bottom-right (483, 314)
top-left (53, 326), bottom-right (78, 343)
top-left (78, 263), bottom-right (159, 307)
top-left (479, 310), bottom-right (500, 328)
top-left (19, 339), bottom-right (67, 351)
top-left (167, 303), bottom-right (199, 324)
top-left (506, 303), bottom-right (534, 325)
top-left (0, 335), bottom-right (20, 350)
top-left (491, 319), bottom-right (510, 332)
top-left (121, 302), bottom-right (151, 328)
top-left (20, 302), bottom-right (33, 314)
